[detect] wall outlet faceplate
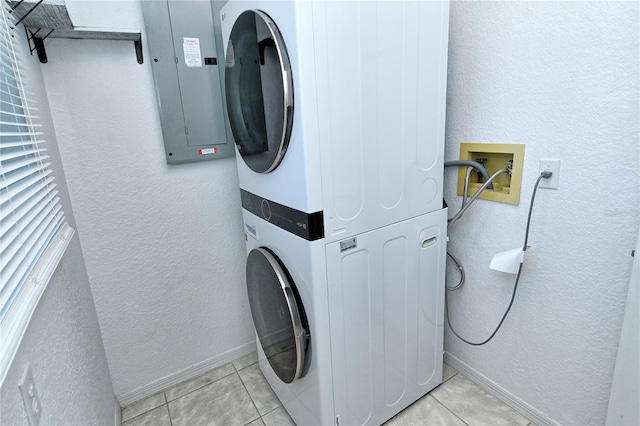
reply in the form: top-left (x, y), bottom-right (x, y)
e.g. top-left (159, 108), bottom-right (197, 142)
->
top-left (539, 159), bottom-right (561, 189)
top-left (18, 362), bottom-right (41, 426)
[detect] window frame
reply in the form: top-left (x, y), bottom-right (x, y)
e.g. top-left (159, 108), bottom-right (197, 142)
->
top-left (0, 0), bottom-right (74, 385)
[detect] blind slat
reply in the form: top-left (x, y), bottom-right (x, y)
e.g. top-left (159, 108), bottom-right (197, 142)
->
top-left (0, 139), bottom-right (45, 148)
top-left (0, 147), bottom-right (47, 162)
top-left (0, 153), bottom-right (49, 175)
top-left (0, 190), bottom-right (60, 257)
top-left (1, 208), bottom-right (63, 299)
top-left (0, 121), bottom-right (41, 128)
top-left (0, 201), bottom-right (62, 286)
top-left (0, 88), bottom-right (36, 105)
top-left (0, 161), bottom-right (50, 188)
top-left (0, 174), bottom-right (54, 221)
top-left (0, 131), bottom-right (44, 138)
top-left (0, 98), bottom-right (38, 112)
top-left (0, 110), bottom-right (40, 120)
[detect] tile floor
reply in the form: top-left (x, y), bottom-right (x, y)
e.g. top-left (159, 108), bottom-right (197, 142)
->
top-left (121, 352), bottom-right (534, 426)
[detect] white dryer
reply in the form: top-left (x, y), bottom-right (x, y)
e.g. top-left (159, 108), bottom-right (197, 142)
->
top-left (221, 0), bottom-right (450, 242)
top-left (222, 1), bottom-right (451, 424)
top-left (242, 206), bottom-right (448, 426)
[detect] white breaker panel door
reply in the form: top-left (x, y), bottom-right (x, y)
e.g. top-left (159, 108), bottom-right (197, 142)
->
top-left (313, 1), bottom-right (450, 243)
top-left (326, 208), bottom-right (447, 426)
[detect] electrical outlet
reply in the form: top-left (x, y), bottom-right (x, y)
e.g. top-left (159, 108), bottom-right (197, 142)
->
top-left (539, 159), bottom-right (560, 189)
top-left (18, 363), bottom-right (41, 426)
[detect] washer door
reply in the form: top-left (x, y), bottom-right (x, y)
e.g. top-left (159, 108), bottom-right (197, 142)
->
top-left (225, 10), bottom-right (293, 174)
top-left (246, 247), bottom-right (308, 383)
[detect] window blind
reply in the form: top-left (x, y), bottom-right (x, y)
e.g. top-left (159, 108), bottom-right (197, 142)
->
top-left (1, 0), bottom-right (74, 384)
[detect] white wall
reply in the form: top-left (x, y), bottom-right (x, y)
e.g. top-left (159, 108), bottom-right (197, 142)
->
top-left (1, 23), bottom-right (115, 425)
top-left (606, 229), bottom-right (639, 425)
top-left (40, 0), bottom-right (254, 397)
top-left (444, 2), bottom-right (639, 425)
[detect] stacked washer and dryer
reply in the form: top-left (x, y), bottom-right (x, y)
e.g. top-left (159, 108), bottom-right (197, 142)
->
top-left (220, 2), bottom-right (450, 425)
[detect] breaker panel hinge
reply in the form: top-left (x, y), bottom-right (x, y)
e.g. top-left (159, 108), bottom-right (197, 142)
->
top-left (335, 415), bottom-right (340, 426)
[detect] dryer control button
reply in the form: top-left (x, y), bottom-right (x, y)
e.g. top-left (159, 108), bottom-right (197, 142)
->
top-left (261, 199), bottom-right (272, 221)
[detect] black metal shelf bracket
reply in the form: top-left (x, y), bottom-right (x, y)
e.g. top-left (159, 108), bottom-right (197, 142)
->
top-left (11, 0), bottom-right (43, 27)
top-left (27, 28), bottom-right (144, 64)
top-left (9, 0), bottom-right (143, 64)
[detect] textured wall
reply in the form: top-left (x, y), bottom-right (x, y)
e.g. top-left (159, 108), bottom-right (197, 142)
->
top-left (444, 2), bottom-right (639, 425)
top-left (1, 23), bottom-right (115, 425)
top-left (40, 0), bottom-right (254, 396)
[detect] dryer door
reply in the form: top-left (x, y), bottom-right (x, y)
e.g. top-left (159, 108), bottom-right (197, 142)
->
top-left (246, 247), bottom-right (308, 383)
top-left (225, 10), bottom-right (293, 174)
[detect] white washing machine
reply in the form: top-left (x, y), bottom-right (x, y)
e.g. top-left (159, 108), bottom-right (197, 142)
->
top-left (221, 0), bottom-right (450, 242)
top-left (223, 1), bottom-right (451, 424)
top-left (243, 202), bottom-right (447, 426)
top-left (242, 209), bottom-right (334, 425)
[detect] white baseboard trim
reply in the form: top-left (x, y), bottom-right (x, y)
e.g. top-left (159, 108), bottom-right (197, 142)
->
top-left (444, 352), bottom-right (561, 426)
top-left (114, 398), bottom-right (121, 426)
top-left (117, 341), bottom-right (257, 407)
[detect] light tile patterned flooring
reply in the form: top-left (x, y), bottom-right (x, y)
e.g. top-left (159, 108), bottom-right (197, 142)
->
top-left (121, 352), bottom-right (534, 426)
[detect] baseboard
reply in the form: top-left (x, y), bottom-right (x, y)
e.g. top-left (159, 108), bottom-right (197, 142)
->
top-left (114, 397), bottom-right (121, 426)
top-left (444, 352), bottom-right (561, 426)
top-left (117, 341), bottom-right (257, 407)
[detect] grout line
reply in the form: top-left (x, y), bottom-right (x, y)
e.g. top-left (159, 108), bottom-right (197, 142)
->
top-left (121, 403), bottom-right (166, 425)
top-left (442, 369), bottom-right (459, 384)
top-left (165, 403), bottom-right (174, 426)
top-left (428, 394), bottom-right (469, 426)
top-left (161, 393), bottom-right (172, 426)
top-left (121, 393), bottom-right (165, 423)
top-left (164, 364), bottom-right (236, 403)
top-left (166, 402), bottom-right (175, 426)
top-left (236, 369), bottom-right (263, 422)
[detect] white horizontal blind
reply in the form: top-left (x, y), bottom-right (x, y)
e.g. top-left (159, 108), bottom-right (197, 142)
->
top-left (1, 0), bottom-right (73, 383)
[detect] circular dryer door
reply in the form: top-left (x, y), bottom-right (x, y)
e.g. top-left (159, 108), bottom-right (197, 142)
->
top-left (225, 10), bottom-right (293, 174)
top-left (246, 247), bottom-right (308, 383)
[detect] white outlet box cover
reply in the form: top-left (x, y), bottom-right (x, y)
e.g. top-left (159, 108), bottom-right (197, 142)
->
top-left (539, 159), bottom-right (561, 189)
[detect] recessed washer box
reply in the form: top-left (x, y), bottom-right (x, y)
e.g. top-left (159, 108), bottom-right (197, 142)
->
top-left (457, 143), bottom-right (525, 205)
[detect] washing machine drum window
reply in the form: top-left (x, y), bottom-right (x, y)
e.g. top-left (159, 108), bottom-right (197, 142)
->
top-left (225, 10), bottom-right (294, 174)
top-left (246, 248), bottom-right (309, 383)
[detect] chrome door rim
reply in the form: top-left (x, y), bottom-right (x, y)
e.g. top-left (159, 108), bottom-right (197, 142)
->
top-left (252, 10), bottom-right (293, 174)
top-left (246, 247), bottom-right (306, 383)
top-left (225, 10), bottom-right (294, 174)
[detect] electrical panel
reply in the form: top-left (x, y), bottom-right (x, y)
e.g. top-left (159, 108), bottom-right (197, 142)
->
top-left (142, 0), bottom-right (235, 164)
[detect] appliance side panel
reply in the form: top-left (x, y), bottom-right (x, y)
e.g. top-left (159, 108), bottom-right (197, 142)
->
top-left (317, 1), bottom-right (450, 242)
top-left (327, 209), bottom-right (447, 425)
top-left (416, 1), bottom-right (449, 173)
top-left (327, 246), bottom-right (374, 426)
top-left (376, 2), bottom-right (415, 211)
top-left (416, 210), bottom-right (447, 388)
top-left (314, 1), bottom-right (365, 226)
top-left (382, 236), bottom-right (410, 406)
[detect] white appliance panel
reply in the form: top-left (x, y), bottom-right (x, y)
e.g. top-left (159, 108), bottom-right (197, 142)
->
top-left (221, 1), bottom-right (323, 213)
top-left (326, 209), bottom-right (447, 426)
top-left (313, 1), bottom-right (450, 242)
top-left (242, 210), bottom-right (334, 426)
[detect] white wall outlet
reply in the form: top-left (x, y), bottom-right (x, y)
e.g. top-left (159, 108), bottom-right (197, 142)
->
top-left (18, 362), bottom-right (41, 426)
top-left (539, 159), bottom-right (561, 189)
